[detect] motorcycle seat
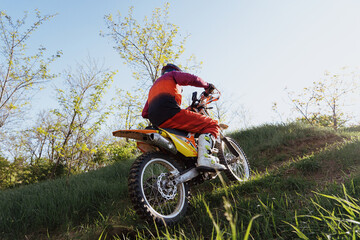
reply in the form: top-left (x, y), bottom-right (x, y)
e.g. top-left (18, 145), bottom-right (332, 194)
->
top-left (145, 126), bottom-right (189, 138)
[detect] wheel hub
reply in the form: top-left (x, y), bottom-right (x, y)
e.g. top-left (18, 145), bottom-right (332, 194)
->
top-left (157, 173), bottom-right (177, 200)
top-left (226, 153), bottom-right (240, 164)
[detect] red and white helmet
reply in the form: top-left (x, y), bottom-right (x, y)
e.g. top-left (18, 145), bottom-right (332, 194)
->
top-left (161, 63), bottom-right (182, 75)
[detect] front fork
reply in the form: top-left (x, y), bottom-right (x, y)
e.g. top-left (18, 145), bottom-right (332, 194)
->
top-left (219, 130), bottom-right (239, 157)
top-left (170, 130), bottom-right (228, 185)
top-left (170, 168), bottom-right (198, 185)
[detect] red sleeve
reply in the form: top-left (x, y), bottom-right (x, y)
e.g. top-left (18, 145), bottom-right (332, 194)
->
top-left (142, 101), bottom-right (149, 118)
top-left (172, 71), bottom-right (209, 89)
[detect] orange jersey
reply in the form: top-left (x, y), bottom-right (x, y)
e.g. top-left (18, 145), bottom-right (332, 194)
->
top-left (142, 71), bottom-right (209, 126)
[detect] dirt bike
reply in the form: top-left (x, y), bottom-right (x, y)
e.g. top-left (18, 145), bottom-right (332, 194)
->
top-left (112, 88), bottom-right (251, 226)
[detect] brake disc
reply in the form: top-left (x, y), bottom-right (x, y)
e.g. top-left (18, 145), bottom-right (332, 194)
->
top-left (157, 173), bottom-right (177, 200)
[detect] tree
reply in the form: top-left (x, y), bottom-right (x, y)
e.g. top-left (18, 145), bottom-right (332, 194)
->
top-left (51, 60), bottom-right (115, 175)
top-left (0, 155), bottom-right (10, 188)
top-left (102, 3), bottom-right (200, 87)
top-left (0, 10), bottom-right (61, 128)
top-left (113, 88), bottom-right (147, 130)
top-left (18, 111), bottom-right (60, 165)
top-left (19, 60), bottom-right (116, 177)
top-left (286, 68), bottom-right (358, 129)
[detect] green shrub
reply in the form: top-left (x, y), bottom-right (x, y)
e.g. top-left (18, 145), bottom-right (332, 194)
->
top-left (93, 140), bottom-right (139, 165)
top-left (109, 140), bottom-right (139, 161)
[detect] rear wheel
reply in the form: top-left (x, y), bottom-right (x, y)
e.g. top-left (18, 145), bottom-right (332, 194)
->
top-left (128, 152), bottom-right (189, 226)
top-left (217, 137), bottom-right (251, 182)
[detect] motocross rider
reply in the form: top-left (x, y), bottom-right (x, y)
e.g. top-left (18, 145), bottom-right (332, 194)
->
top-left (142, 63), bottom-right (226, 171)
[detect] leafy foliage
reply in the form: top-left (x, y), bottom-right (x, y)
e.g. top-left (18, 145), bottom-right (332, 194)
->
top-left (3, 60), bottom-right (117, 181)
top-left (113, 88), bottom-right (148, 130)
top-left (37, 61), bottom-right (115, 176)
top-left (93, 140), bottom-right (139, 164)
top-left (286, 68), bottom-right (358, 129)
top-left (0, 3), bottom-right (202, 188)
top-left (102, 3), bottom-right (200, 87)
top-left (0, 10), bottom-right (61, 129)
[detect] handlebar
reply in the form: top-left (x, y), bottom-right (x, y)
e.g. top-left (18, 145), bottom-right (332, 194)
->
top-left (189, 87), bottom-right (221, 113)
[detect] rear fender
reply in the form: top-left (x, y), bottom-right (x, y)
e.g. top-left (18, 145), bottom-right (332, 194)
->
top-left (113, 129), bottom-right (159, 153)
top-left (112, 128), bottom-right (198, 157)
top-left (112, 129), bottom-right (158, 141)
top-left (137, 142), bottom-right (158, 153)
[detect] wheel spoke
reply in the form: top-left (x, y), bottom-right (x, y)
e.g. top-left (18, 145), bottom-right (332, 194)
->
top-left (218, 138), bottom-right (251, 182)
top-left (129, 153), bottom-right (188, 225)
top-left (139, 158), bottom-right (185, 217)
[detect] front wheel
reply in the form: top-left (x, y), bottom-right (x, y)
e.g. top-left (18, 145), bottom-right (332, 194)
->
top-left (128, 152), bottom-right (189, 226)
top-left (217, 137), bottom-right (251, 182)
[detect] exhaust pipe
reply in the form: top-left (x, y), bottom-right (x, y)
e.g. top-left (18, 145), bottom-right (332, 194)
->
top-left (148, 133), bottom-right (177, 155)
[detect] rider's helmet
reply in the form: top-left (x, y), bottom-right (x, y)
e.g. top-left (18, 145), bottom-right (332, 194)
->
top-left (161, 63), bottom-right (182, 75)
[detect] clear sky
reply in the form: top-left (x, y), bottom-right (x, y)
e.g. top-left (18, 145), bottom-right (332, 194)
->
top-left (2, 0), bottom-right (360, 128)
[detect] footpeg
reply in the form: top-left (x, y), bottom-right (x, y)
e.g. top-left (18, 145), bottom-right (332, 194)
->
top-left (211, 148), bottom-right (219, 154)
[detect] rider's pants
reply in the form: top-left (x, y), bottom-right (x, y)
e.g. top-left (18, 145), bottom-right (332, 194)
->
top-left (159, 109), bottom-right (220, 138)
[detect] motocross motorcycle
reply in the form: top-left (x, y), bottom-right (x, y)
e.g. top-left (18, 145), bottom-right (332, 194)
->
top-left (112, 88), bottom-right (251, 226)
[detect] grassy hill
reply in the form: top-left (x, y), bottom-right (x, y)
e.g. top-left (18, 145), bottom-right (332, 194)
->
top-left (1, 122), bottom-right (360, 239)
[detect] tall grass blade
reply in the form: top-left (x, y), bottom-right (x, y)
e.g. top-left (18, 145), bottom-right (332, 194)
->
top-left (284, 221), bottom-right (309, 240)
top-left (243, 214), bottom-right (261, 240)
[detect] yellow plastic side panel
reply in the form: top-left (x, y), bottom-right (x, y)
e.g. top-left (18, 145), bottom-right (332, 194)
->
top-left (162, 130), bottom-right (198, 157)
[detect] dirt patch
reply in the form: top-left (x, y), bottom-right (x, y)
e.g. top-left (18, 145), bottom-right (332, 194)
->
top-left (284, 158), bottom-right (351, 183)
top-left (308, 158), bottom-right (351, 185)
top-left (257, 134), bottom-right (346, 172)
top-left (279, 135), bottom-right (357, 187)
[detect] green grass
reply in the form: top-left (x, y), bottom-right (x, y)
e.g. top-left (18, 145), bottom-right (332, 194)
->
top-left (288, 177), bottom-right (360, 239)
top-left (230, 122), bottom-right (336, 152)
top-left (0, 160), bottom-right (133, 239)
top-left (1, 122), bottom-right (360, 239)
top-left (228, 122), bottom-right (344, 171)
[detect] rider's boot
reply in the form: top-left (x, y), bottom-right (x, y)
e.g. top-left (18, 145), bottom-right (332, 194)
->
top-left (197, 133), bottom-right (226, 171)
